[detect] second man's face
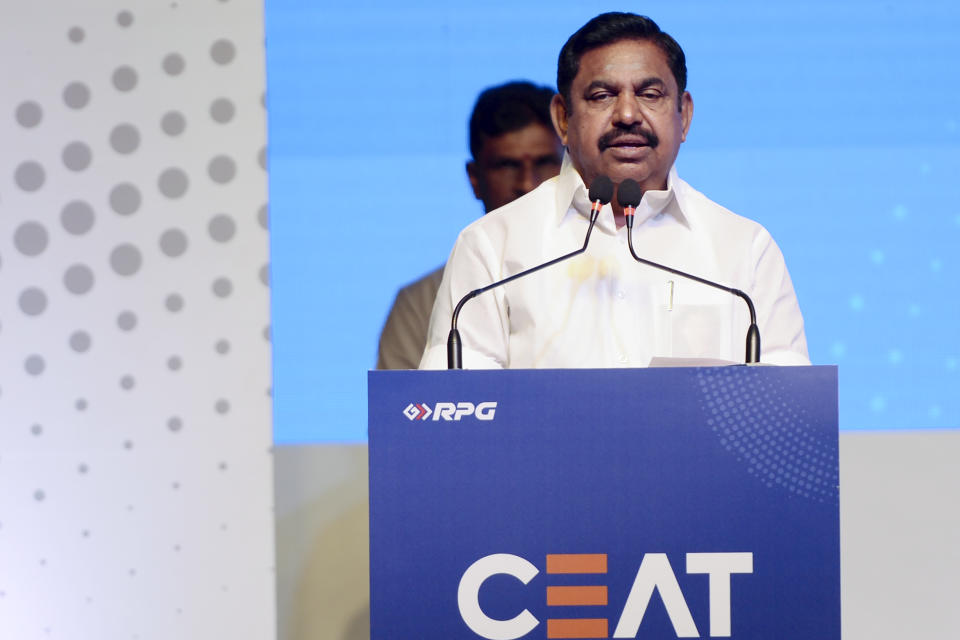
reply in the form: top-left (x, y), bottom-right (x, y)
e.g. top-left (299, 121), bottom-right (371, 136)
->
top-left (552, 39), bottom-right (693, 193)
top-left (468, 123), bottom-right (564, 213)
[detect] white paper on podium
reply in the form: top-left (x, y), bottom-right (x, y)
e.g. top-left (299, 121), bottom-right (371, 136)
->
top-left (648, 356), bottom-right (741, 367)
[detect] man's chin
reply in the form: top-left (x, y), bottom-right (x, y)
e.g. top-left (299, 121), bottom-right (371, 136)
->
top-left (573, 155), bottom-right (658, 189)
top-left (607, 162), bottom-right (651, 184)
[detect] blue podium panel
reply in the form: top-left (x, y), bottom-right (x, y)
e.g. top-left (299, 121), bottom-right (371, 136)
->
top-left (369, 366), bottom-right (839, 640)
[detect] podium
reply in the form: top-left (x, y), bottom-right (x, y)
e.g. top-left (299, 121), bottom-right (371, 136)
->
top-left (369, 366), bottom-right (839, 639)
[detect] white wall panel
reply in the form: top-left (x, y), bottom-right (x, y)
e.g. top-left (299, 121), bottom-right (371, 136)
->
top-left (0, 2), bottom-right (274, 638)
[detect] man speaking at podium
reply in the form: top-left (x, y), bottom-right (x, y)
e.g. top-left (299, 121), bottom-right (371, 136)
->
top-left (419, 12), bottom-right (810, 369)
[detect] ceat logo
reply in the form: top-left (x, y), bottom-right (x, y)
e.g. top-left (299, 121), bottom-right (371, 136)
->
top-left (403, 402), bottom-right (497, 421)
top-left (458, 552), bottom-right (753, 639)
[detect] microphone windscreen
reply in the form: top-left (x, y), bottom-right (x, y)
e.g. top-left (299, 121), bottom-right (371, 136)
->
top-left (616, 178), bottom-right (643, 208)
top-left (588, 175), bottom-right (614, 205)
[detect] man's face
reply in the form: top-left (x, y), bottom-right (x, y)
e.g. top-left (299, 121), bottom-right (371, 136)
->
top-left (551, 39), bottom-right (693, 192)
top-left (467, 123), bottom-right (563, 213)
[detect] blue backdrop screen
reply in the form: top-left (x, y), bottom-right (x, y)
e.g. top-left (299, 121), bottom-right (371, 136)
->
top-left (267, 1), bottom-right (960, 442)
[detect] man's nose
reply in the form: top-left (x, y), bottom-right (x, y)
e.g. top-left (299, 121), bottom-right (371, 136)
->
top-left (516, 161), bottom-right (537, 194)
top-left (613, 94), bottom-right (641, 125)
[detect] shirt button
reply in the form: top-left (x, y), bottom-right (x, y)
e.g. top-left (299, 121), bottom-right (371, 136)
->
top-left (616, 290), bottom-right (625, 299)
top-left (618, 354), bottom-right (628, 363)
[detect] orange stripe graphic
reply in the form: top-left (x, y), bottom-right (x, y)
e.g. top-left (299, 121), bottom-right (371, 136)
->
top-left (547, 585), bottom-right (608, 606)
top-left (546, 553), bottom-right (608, 574)
top-left (547, 618), bottom-right (608, 638)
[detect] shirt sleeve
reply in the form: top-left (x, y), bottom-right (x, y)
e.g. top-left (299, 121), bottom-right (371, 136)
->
top-left (419, 228), bottom-right (508, 370)
top-left (751, 229), bottom-right (811, 366)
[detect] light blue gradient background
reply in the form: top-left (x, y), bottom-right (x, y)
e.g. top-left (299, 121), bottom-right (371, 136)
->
top-left (267, 1), bottom-right (960, 442)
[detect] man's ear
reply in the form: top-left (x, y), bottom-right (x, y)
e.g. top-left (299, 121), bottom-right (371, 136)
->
top-left (679, 91), bottom-right (693, 142)
top-left (550, 94), bottom-right (569, 146)
top-left (466, 160), bottom-right (482, 200)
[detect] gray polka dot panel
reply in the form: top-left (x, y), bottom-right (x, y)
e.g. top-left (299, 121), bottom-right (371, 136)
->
top-left (63, 82), bottom-right (91, 109)
top-left (210, 39), bottom-right (236, 65)
top-left (210, 97), bottom-right (235, 123)
top-left (14, 222), bottom-right (49, 256)
top-left (0, 3), bottom-right (273, 638)
top-left (165, 293), bottom-right (184, 312)
top-left (117, 310), bottom-right (137, 331)
top-left (62, 141), bottom-right (93, 171)
top-left (16, 101), bottom-right (43, 127)
top-left (109, 183), bottom-right (141, 215)
top-left (69, 330), bottom-right (92, 353)
top-left (159, 228), bottom-right (188, 257)
top-left (158, 167), bottom-right (189, 198)
top-left (209, 213), bottom-right (236, 242)
top-left (109, 123), bottom-right (140, 154)
top-left (162, 52), bottom-right (186, 76)
top-left (111, 65), bottom-right (138, 92)
top-left (160, 110), bottom-right (187, 136)
top-left (61, 200), bottom-right (96, 234)
top-left (116, 10), bottom-right (134, 28)
top-left (696, 368), bottom-right (839, 504)
top-left (19, 287), bottom-right (48, 316)
top-left (63, 263), bottom-right (95, 294)
top-left (15, 160), bottom-right (46, 191)
top-left (208, 155), bottom-right (236, 184)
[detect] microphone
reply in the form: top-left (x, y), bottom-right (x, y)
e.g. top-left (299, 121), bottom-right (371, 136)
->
top-left (446, 175), bottom-right (615, 369)
top-left (588, 174), bottom-right (614, 216)
top-left (617, 178), bottom-right (761, 364)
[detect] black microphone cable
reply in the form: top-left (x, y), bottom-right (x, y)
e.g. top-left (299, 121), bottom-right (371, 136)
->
top-left (618, 178), bottom-right (761, 364)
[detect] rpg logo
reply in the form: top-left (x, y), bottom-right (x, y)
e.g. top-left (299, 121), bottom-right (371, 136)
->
top-left (403, 401), bottom-right (497, 421)
top-left (458, 552), bottom-right (753, 639)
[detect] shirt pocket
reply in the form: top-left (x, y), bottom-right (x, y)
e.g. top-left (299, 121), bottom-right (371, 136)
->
top-left (654, 280), bottom-right (734, 360)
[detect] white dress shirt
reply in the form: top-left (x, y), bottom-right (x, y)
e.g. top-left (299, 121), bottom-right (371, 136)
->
top-left (419, 155), bottom-right (809, 369)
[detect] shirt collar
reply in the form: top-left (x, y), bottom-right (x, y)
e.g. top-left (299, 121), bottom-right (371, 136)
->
top-left (635, 165), bottom-right (691, 228)
top-left (554, 152), bottom-right (691, 231)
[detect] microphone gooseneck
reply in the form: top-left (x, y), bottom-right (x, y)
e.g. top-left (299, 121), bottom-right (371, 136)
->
top-left (618, 178), bottom-right (761, 364)
top-left (446, 175), bottom-right (614, 369)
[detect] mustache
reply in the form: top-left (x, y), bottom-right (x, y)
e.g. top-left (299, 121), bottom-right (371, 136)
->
top-left (597, 126), bottom-right (660, 152)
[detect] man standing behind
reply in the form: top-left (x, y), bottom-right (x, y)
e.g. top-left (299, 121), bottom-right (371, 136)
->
top-left (420, 13), bottom-right (809, 369)
top-left (376, 81), bottom-right (563, 369)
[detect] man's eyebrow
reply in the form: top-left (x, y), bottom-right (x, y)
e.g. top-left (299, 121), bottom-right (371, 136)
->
top-left (635, 77), bottom-right (667, 91)
top-left (583, 80), bottom-right (619, 95)
top-left (582, 77), bottom-right (668, 95)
